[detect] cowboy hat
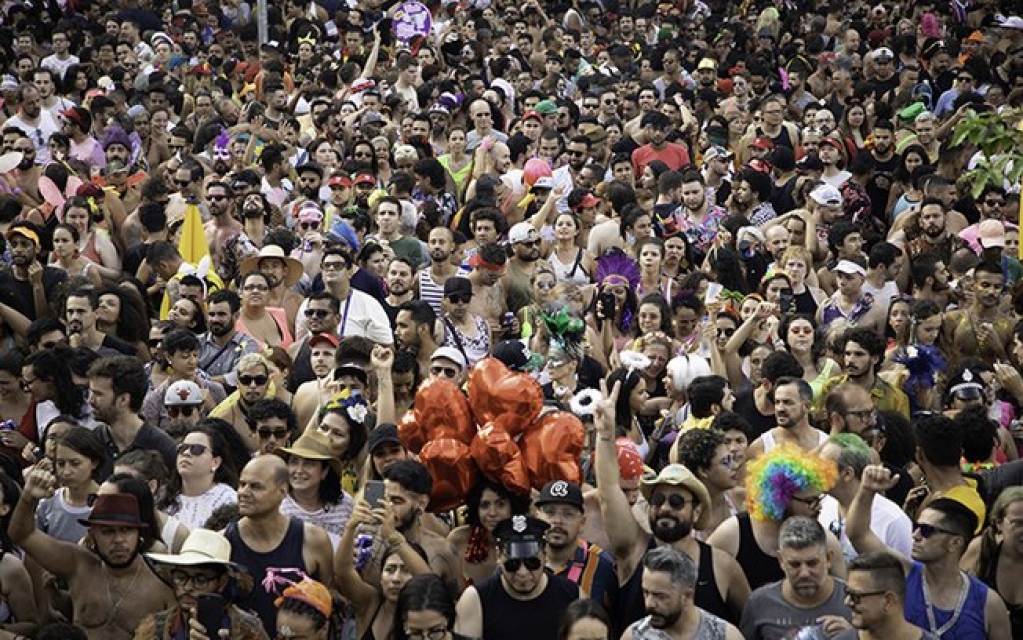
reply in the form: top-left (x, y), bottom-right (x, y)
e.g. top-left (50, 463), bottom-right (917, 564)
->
top-left (146, 529), bottom-right (253, 596)
top-left (239, 245), bottom-right (303, 287)
top-left (277, 429), bottom-right (343, 479)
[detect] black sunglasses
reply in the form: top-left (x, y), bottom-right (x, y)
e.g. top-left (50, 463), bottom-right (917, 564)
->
top-left (239, 374), bottom-right (269, 386)
top-left (305, 309), bottom-right (331, 319)
top-left (503, 557), bottom-right (542, 573)
top-left (650, 493), bottom-right (691, 510)
top-left (447, 294), bottom-right (471, 304)
top-left (168, 405), bottom-right (199, 418)
top-left (913, 521), bottom-right (959, 538)
top-left (176, 442), bottom-right (209, 456)
top-left (257, 428), bottom-right (290, 439)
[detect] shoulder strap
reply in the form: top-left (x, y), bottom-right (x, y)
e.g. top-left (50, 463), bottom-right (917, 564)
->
top-left (441, 316), bottom-right (470, 364)
top-left (567, 248), bottom-right (583, 278)
top-left (200, 340), bottom-right (236, 372)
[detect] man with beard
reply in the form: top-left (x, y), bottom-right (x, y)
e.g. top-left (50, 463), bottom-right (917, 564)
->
top-left (379, 460), bottom-right (460, 588)
top-left (847, 467), bottom-right (1012, 639)
top-left (394, 300), bottom-right (441, 380)
top-left (898, 199), bottom-right (964, 270)
top-left (384, 258), bottom-right (415, 324)
top-left (287, 292), bottom-right (341, 389)
top-left (535, 480), bottom-right (617, 612)
top-left (60, 106), bottom-right (104, 171)
top-left (456, 515), bottom-right (581, 640)
top-left (239, 192), bottom-right (271, 249)
top-left (504, 223), bottom-right (548, 315)
top-left (678, 170), bottom-right (729, 265)
top-left (5, 84), bottom-right (59, 162)
top-left (632, 112), bottom-right (690, 176)
top-left (11, 486), bottom-right (176, 640)
top-left (7, 132), bottom-right (44, 211)
top-left (0, 222), bottom-right (64, 321)
top-left (139, 529), bottom-right (265, 638)
top-left (818, 329), bottom-right (909, 419)
top-left (551, 136), bottom-right (590, 212)
top-left (740, 517), bottom-right (852, 639)
top-left (203, 181), bottom-right (252, 283)
top-left (226, 455), bottom-right (334, 636)
top-left (816, 258), bottom-right (886, 338)
top-left (467, 243), bottom-right (509, 335)
top-left (294, 248), bottom-right (392, 345)
top-left (748, 377), bottom-right (829, 457)
top-left (730, 169), bottom-right (776, 227)
top-left (211, 353), bottom-right (278, 451)
top-left (65, 288), bottom-right (136, 355)
top-left (623, 548), bottom-right (743, 640)
top-left (199, 289), bottom-right (260, 390)
top-left (292, 333), bottom-right (340, 436)
top-left (284, 162), bottom-right (325, 221)
top-left (943, 260), bottom-right (1015, 366)
top-left (373, 196), bottom-right (423, 270)
top-left (838, 552), bottom-right (939, 640)
top-left (415, 227), bottom-right (461, 316)
top-left (595, 383), bottom-right (750, 631)
top-left (909, 254), bottom-right (951, 309)
top-left (866, 121), bottom-right (898, 224)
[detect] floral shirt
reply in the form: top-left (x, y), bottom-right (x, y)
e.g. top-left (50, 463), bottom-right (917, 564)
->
top-left (677, 204), bottom-right (729, 256)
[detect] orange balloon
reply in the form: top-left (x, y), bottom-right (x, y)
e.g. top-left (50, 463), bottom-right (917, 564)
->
top-left (414, 377), bottom-right (476, 443)
top-left (397, 411), bottom-right (425, 454)
top-left (420, 438), bottom-right (478, 512)
top-left (466, 358), bottom-right (544, 435)
top-left (470, 424), bottom-right (531, 496)
top-left (520, 411), bottom-right (586, 489)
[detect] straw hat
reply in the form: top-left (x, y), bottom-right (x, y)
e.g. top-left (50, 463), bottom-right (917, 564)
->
top-left (278, 429), bottom-right (343, 479)
top-left (146, 529), bottom-right (254, 596)
top-left (239, 245), bottom-right (303, 287)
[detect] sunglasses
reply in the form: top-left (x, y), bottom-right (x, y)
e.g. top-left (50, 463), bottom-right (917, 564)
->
top-left (239, 374), bottom-right (269, 386)
top-left (845, 589), bottom-right (887, 605)
top-left (300, 221), bottom-right (321, 230)
top-left (430, 365), bottom-right (459, 379)
top-left (174, 179), bottom-right (191, 187)
top-left (503, 556), bottom-right (542, 573)
top-left (649, 493), bottom-right (691, 509)
top-left (257, 428), bottom-right (290, 439)
top-left (167, 405), bottom-right (199, 418)
top-left (305, 309), bottom-right (332, 319)
top-left (913, 521), bottom-right (959, 538)
top-left (176, 442), bottom-right (209, 456)
top-left (447, 294), bottom-right (471, 304)
top-left (717, 327), bottom-right (736, 337)
top-left (790, 494), bottom-right (824, 509)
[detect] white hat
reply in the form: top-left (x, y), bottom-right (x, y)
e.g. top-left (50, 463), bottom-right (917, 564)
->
top-left (809, 184), bottom-right (843, 207)
top-left (508, 222), bottom-right (540, 244)
top-left (998, 15), bottom-right (1023, 30)
top-left (145, 529), bottom-right (252, 594)
top-left (431, 346), bottom-right (467, 370)
top-left (164, 380), bottom-right (203, 407)
top-left (834, 259), bottom-right (867, 276)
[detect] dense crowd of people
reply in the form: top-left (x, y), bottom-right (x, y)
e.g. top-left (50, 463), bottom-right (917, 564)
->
top-left (0, 0), bottom-right (1023, 638)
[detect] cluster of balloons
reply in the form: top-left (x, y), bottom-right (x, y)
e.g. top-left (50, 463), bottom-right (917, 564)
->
top-left (398, 358), bottom-right (585, 511)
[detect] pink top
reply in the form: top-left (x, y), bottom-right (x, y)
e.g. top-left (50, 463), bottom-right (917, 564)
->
top-left (235, 306), bottom-right (294, 350)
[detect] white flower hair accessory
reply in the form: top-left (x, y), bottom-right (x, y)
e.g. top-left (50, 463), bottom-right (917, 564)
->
top-left (570, 389), bottom-right (604, 418)
top-left (619, 350), bottom-right (652, 374)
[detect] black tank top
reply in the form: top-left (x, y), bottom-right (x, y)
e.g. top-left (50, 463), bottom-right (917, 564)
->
top-left (980, 543), bottom-right (1023, 639)
top-left (617, 539), bottom-right (734, 631)
top-left (225, 517), bottom-right (307, 636)
top-left (287, 339), bottom-right (314, 390)
top-left (476, 571), bottom-right (579, 640)
top-left (735, 512), bottom-right (785, 591)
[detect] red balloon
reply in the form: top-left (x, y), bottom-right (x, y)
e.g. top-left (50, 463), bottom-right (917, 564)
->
top-left (414, 377), bottom-right (476, 443)
top-left (520, 411), bottom-right (586, 489)
top-left (471, 424), bottom-right (530, 496)
top-left (466, 358), bottom-right (543, 435)
top-left (397, 411), bottom-right (425, 454)
top-left (420, 438), bottom-right (478, 512)
top-left (522, 158), bottom-right (553, 187)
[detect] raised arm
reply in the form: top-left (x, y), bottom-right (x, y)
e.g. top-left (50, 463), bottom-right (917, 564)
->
top-left (335, 501), bottom-right (385, 610)
top-left (846, 464), bottom-right (911, 571)
top-left (10, 461), bottom-right (84, 580)
top-left (371, 345), bottom-right (396, 426)
top-left (593, 380), bottom-right (644, 562)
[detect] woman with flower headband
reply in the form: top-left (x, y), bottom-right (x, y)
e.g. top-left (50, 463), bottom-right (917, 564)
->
top-left (316, 390), bottom-right (370, 496)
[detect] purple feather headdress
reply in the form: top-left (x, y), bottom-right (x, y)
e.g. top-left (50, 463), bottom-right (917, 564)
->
top-left (596, 248), bottom-right (640, 290)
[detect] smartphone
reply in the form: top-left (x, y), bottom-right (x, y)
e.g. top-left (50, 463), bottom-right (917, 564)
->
top-left (779, 289), bottom-right (795, 315)
top-left (196, 593), bottom-right (227, 636)
top-left (598, 290), bottom-right (617, 321)
top-left (364, 480), bottom-right (385, 508)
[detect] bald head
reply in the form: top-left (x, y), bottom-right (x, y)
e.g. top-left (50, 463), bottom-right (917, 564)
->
top-left (246, 454), bottom-right (289, 487)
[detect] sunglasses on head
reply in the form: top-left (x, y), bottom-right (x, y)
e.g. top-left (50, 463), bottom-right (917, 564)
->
top-left (239, 374), bottom-right (269, 386)
top-left (167, 405), bottom-right (199, 418)
top-left (176, 442), bottom-right (209, 456)
top-left (503, 557), bottom-right (542, 573)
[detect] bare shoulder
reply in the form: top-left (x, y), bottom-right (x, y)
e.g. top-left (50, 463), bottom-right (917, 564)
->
top-left (707, 516), bottom-right (740, 555)
top-left (447, 524), bottom-right (471, 545)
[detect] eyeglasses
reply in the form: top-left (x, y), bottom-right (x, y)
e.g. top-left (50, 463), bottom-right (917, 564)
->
top-left (649, 493), bottom-right (692, 510)
top-left (845, 408), bottom-right (877, 422)
top-left (503, 556), bottom-right (543, 573)
top-left (300, 221), bottom-right (321, 230)
top-left (239, 374), bottom-right (269, 387)
top-left (243, 283), bottom-right (269, 292)
top-left (583, 102), bottom-right (599, 109)
top-left (321, 261), bottom-right (350, 271)
top-left (913, 521), bottom-right (959, 538)
top-left (430, 365), bottom-right (459, 379)
top-left (305, 309), bottom-right (332, 319)
top-left (447, 294), bottom-right (471, 304)
top-left (790, 494), bottom-right (824, 509)
top-left (168, 405), bottom-right (200, 418)
top-left (170, 570), bottom-right (219, 588)
top-left (257, 427), bottom-right (290, 439)
top-left (984, 199), bottom-right (1005, 207)
top-left (404, 625), bottom-right (450, 640)
top-left (176, 442), bottom-right (209, 457)
top-left (845, 589), bottom-right (888, 605)
top-left (717, 327), bottom-right (736, 337)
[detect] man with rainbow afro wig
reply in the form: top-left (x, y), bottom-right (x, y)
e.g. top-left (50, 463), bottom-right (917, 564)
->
top-left (707, 443), bottom-right (844, 591)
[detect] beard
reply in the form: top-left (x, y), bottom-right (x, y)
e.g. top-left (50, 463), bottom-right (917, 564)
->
top-left (242, 206), bottom-right (264, 219)
top-left (18, 159), bottom-right (34, 171)
top-left (396, 507), bottom-right (418, 533)
top-left (650, 514), bottom-right (692, 542)
top-left (648, 606), bottom-right (683, 630)
top-left (210, 320), bottom-right (232, 337)
top-left (214, 160), bottom-right (230, 175)
top-left (94, 541), bottom-right (141, 570)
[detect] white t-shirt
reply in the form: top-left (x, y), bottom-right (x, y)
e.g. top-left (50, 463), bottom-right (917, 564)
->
top-left (167, 483), bottom-right (237, 531)
top-left (819, 493), bottom-right (913, 564)
top-left (294, 289), bottom-right (394, 345)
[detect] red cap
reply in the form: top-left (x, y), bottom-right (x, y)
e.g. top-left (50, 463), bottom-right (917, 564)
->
top-left (522, 110), bottom-right (543, 122)
top-left (819, 136), bottom-right (844, 151)
top-left (329, 174), bottom-right (352, 188)
top-left (751, 137), bottom-right (774, 150)
top-left (575, 193), bottom-right (602, 210)
top-left (308, 332), bottom-right (340, 349)
top-left (354, 172), bottom-right (376, 186)
top-left (60, 106), bottom-right (88, 128)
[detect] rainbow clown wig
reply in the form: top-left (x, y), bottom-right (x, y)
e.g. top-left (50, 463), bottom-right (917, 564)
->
top-left (746, 443), bottom-right (837, 522)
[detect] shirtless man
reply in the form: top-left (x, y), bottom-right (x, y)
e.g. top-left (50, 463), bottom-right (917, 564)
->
top-left (203, 180), bottom-right (253, 281)
top-left (942, 259), bottom-right (1014, 366)
top-left (11, 465), bottom-right (175, 640)
top-left (466, 242), bottom-right (509, 336)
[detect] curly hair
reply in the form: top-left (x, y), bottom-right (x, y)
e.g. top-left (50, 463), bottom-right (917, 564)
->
top-left (746, 443), bottom-right (837, 522)
top-left (674, 428), bottom-right (725, 475)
